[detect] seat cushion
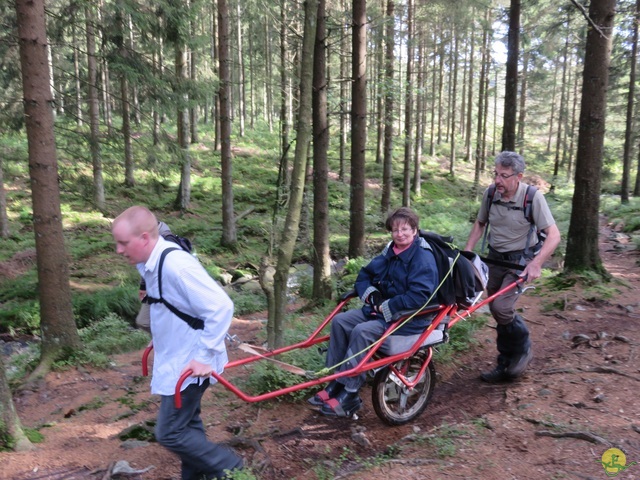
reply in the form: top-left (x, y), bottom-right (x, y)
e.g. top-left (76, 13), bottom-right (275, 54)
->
top-left (380, 325), bottom-right (445, 356)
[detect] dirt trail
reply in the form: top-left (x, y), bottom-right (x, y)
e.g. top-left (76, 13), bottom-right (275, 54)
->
top-left (1, 224), bottom-right (639, 480)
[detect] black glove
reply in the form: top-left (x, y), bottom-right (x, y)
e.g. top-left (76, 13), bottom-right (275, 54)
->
top-left (368, 290), bottom-right (382, 306)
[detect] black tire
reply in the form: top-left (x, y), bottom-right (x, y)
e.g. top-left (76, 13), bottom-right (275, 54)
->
top-left (371, 352), bottom-right (436, 426)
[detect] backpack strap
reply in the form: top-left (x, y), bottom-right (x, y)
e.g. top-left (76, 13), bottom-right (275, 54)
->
top-left (480, 185), bottom-right (496, 254)
top-left (145, 247), bottom-right (205, 330)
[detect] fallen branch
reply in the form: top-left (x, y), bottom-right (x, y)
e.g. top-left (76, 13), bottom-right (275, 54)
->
top-left (542, 367), bottom-right (575, 375)
top-left (235, 206), bottom-right (255, 222)
top-left (578, 365), bottom-right (640, 382)
top-left (535, 429), bottom-right (611, 446)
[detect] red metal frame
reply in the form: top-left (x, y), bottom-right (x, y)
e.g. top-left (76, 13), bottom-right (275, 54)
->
top-left (142, 279), bottom-right (525, 408)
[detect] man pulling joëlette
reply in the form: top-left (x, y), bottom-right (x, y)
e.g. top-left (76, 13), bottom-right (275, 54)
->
top-left (112, 206), bottom-right (242, 480)
top-left (465, 151), bottom-right (561, 383)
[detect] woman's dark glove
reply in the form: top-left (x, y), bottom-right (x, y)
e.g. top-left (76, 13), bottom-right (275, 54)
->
top-left (368, 290), bottom-right (382, 306)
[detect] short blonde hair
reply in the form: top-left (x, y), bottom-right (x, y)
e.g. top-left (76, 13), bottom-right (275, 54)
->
top-left (113, 206), bottom-right (159, 239)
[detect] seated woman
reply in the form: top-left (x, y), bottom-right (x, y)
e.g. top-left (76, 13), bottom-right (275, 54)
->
top-left (309, 207), bottom-right (439, 417)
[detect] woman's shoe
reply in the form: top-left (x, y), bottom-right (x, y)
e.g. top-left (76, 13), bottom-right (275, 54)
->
top-left (320, 389), bottom-right (362, 417)
top-left (307, 380), bottom-right (344, 407)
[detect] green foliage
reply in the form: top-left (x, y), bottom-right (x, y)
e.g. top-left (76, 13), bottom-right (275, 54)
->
top-left (118, 421), bottom-right (156, 442)
top-left (243, 315), bottom-right (327, 400)
top-left (227, 290), bottom-right (268, 316)
top-left (51, 314), bottom-right (150, 370)
top-left (23, 428), bottom-right (44, 444)
top-left (600, 196), bottom-right (640, 233)
top-left (72, 286), bottom-right (140, 329)
top-left (224, 467), bottom-right (258, 480)
top-left (424, 422), bottom-right (469, 458)
top-left (78, 397), bottom-right (106, 412)
top-left (434, 314), bottom-right (489, 364)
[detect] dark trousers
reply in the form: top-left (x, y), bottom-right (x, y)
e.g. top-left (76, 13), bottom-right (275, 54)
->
top-left (326, 309), bottom-right (386, 392)
top-left (485, 260), bottom-right (530, 364)
top-left (155, 379), bottom-right (243, 480)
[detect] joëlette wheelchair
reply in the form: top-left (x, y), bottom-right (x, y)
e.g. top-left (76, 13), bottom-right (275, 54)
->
top-left (142, 278), bottom-right (524, 425)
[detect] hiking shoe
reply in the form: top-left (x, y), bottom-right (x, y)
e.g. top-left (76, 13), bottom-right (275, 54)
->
top-left (307, 380), bottom-right (343, 407)
top-left (320, 389), bottom-right (362, 418)
top-left (506, 346), bottom-right (533, 378)
top-left (480, 364), bottom-right (513, 383)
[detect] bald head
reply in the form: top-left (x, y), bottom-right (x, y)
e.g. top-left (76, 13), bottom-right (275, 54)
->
top-left (112, 206), bottom-right (160, 265)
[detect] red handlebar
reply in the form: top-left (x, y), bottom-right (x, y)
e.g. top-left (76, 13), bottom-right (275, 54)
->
top-left (141, 344), bottom-right (193, 409)
top-left (174, 369), bottom-right (194, 408)
top-left (142, 344), bottom-right (153, 376)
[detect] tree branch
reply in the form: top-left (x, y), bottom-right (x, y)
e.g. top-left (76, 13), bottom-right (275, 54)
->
top-left (569, 0), bottom-right (609, 39)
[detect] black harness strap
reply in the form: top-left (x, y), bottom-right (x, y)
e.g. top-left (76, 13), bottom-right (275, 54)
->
top-left (480, 255), bottom-right (525, 271)
top-left (145, 247), bottom-right (205, 330)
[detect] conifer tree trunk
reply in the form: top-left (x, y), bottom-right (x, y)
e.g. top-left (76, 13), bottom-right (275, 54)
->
top-left (0, 157), bottom-right (8, 239)
top-left (349, 0), bottom-right (367, 259)
top-left (175, 39), bottom-right (191, 210)
top-left (312, 0), bottom-right (332, 301)
top-left (413, 33), bottom-right (425, 195)
top-left (218, 0), bottom-right (237, 248)
top-left (339, 0), bottom-right (348, 182)
top-left (429, 27), bottom-right (437, 156)
top-left (501, 0), bottom-right (520, 152)
top-left (152, 41), bottom-right (161, 146)
top-left (436, 34), bottom-right (445, 146)
top-left (265, 16), bottom-right (274, 132)
top-left (72, 24), bottom-right (83, 127)
top-left (236, 0), bottom-right (246, 136)
top-left (210, 3), bottom-right (221, 150)
top-left (465, 23), bottom-right (475, 162)
top-left (402, 0), bottom-right (414, 206)
top-left (279, 2), bottom-right (290, 187)
top-left (474, 15), bottom-right (489, 191)
top-left (271, 0), bottom-right (318, 348)
top-left (16, 0), bottom-right (82, 380)
top-left (546, 64), bottom-right (559, 153)
top-left (375, 1), bottom-right (385, 166)
top-left (0, 356), bottom-right (32, 451)
top-left (565, 0), bottom-right (615, 276)
top-left (121, 74), bottom-right (133, 186)
top-left (381, 0), bottom-right (395, 215)
top-left (552, 17), bottom-right (571, 193)
top-left (516, 49), bottom-right (529, 154)
top-left (449, 30), bottom-right (459, 176)
top-left (190, 0), bottom-right (199, 144)
top-left (567, 54), bottom-right (581, 181)
top-left (117, 4), bottom-right (134, 187)
top-left (85, 5), bottom-right (105, 211)
top-left (622, 0), bottom-right (639, 203)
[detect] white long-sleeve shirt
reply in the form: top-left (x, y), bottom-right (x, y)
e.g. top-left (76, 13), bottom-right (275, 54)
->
top-left (138, 237), bottom-right (233, 395)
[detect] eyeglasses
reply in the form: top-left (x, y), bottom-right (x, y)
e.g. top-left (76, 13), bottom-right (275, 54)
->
top-left (493, 171), bottom-right (517, 179)
top-left (391, 226), bottom-right (414, 235)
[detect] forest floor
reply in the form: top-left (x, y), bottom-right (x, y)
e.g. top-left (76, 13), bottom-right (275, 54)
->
top-left (1, 220), bottom-right (640, 480)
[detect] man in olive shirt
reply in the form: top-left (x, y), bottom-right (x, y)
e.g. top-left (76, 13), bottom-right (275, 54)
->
top-left (465, 151), bottom-right (561, 383)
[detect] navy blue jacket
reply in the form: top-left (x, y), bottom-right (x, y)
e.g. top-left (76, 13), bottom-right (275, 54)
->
top-left (355, 235), bottom-right (439, 335)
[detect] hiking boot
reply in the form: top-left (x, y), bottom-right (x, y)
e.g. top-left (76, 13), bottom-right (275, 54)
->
top-left (505, 346), bottom-right (533, 378)
top-left (307, 380), bottom-right (343, 407)
top-left (480, 364), bottom-right (513, 383)
top-left (320, 389), bottom-right (362, 418)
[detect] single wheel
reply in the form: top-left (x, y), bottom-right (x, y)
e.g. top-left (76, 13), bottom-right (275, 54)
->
top-left (371, 351), bottom-right (436, 425)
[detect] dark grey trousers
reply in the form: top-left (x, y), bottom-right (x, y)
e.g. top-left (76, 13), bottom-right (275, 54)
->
top-left (326, 309), bottom-right (387, 392)
top-left (155, 379), bottom-right (243, 480)
top-left (486, 261), bottom-right (531, 363)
